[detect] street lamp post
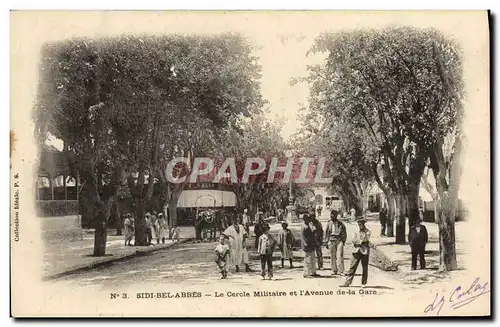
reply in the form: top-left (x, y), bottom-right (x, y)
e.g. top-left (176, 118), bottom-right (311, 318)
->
top-left (284, 150), bottom-right (298, 224)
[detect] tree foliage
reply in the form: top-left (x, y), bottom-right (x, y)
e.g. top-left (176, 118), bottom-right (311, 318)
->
top-left (34, 33), bottom-right (265, 252)
top-left (218, 111), bottom-right (291, 214)
top-left (299, 26), bottom-right (464, 268)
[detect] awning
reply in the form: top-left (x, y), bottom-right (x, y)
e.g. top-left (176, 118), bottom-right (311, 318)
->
top-left (177, 189), bottom-right (237, 208)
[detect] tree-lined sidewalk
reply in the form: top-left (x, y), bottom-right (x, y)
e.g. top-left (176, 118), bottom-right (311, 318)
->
top-left (263, 217), bottom-right (467, 279)
top-left (42, 227), bottom-right (195, 280)
top-left (294, 26), bottom-right (465, 271)
top-left (35, 34), bottom-right (266, 256)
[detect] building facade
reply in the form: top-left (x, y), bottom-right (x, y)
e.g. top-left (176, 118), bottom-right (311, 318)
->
top-left (36, 146), bottom-right (82, 243)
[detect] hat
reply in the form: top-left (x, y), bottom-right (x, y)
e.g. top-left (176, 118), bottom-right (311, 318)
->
top-left (281, 222), bottom-right (288, 227)
top-left (244, 209), bottom-right (248, 213)
top-left (355, 216), bottom-right (366, 222)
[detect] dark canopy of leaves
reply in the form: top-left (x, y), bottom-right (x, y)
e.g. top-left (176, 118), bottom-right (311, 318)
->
top-left (34, 33), bottom-right (265, 189)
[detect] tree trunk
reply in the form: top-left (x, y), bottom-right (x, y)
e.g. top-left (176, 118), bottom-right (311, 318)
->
top-left (438, 192), bottom-right (458, 271)
top-left (93, 220), bottom-right (107, 256)
top-left (342, 194), bottom-right (350, 215)
top-left (168, 188), bottom-right (182, 227)
top-left (115, 194), bottom-right (122, 236)
top-left (93, 202), bottom-right (110, 256)
top-left (395, 193), bottom-right (407, 244)
top-left (354, 196), bottom-right (364, 217)
top-left (386, 194), bottom-right (395, 237)
top-left (406, 180), bottom-right (420, 228)
top-left (434, 198), bottom-right (441, 223)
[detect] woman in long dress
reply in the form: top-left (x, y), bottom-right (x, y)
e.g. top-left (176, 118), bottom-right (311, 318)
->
top-left (150, 213), bottom-right (158, 242)
top-left (156, 213), bottom-right (167, 244)
top-left (124, 213), bottom-right (134, 246)
top-left (278, 222), bottom-right (295, 268)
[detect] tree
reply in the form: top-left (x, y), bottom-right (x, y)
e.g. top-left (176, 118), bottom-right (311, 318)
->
top-left (34, 33), bottom-right (265, 251)
top-left (149, 33), bottom-right (266, 227)
top-left (218, 112), bottom-right (289, 215)
top-left (301, 26), bottom-right (464, 255)
top-left (35, 39), bottom-right (127, 255)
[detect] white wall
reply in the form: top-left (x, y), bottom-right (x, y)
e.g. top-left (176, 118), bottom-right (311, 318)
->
top-left (177, 190), bottom-right (237, 208)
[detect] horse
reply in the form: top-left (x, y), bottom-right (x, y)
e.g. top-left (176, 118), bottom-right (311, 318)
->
top-left (194, 209), bottom-right (232, 242)
top-left (202, 211), bottom-right (217, 241)
top-left (195, 210), bottom-right (217, 242)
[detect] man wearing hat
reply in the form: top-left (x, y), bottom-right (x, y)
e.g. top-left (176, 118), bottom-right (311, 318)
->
top-left (310, 213), bottom-right (324, 270)
top-left (301, 214), bottom-right (320, 278)
top-left (341, 216), bottom-right (371, 287)
top-left (408, 217), bottom-right (428, 270)
top-left (379, 204), bottom-right (388, 236)
top-left (278, 221), bottom-right (295, 269)
top-left (257, 223), bottom-right (276, 280)
top-left (324, 210), bottom-right (347, 275)
top-left (254, 212), bottom-right (265, 250)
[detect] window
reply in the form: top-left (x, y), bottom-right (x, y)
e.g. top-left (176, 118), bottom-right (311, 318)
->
top-left (53, 175), bottom-right (66, 200)
top-left (37, 176), bottom-right (50, 188)
top-left (37, 176), bottom-right (51, 200)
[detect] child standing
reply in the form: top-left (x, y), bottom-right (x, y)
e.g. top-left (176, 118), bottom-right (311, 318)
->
top-left (171, 225), bottom-right (180, 242)
top-left (215, 235), bottom-right (230, 279)
top-left (278, 222), bottom-right (295, 268)
top-left (257, 223), bottom-right (276, 280)
top-left (123, 213), bottom-right (134, 246)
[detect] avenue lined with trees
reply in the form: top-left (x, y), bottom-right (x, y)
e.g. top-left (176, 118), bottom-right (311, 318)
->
top-left (294, 27), bottom-right (464, 271)
top-left (35, 27), bottom-right (465, 271)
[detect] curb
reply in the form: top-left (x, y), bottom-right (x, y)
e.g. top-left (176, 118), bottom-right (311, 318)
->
top-left (42, 238), bottom-right (194, 281)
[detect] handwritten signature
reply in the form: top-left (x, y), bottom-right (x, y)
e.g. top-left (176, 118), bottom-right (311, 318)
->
top-left (424, 277), bottom-right (490, 315)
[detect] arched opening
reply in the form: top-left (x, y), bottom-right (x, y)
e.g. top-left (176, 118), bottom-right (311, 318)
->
top-left (66, 176), bottom-right (78, 200)
top-left (37, 176), bottom-right (51, 200)
top-left (53, 174), bottom-right (66, 200)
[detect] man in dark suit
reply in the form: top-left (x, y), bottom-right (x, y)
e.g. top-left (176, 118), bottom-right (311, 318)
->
top-left (301, 214), bottom-right (320, 278)
top-left (379, 205), bottom-right (388, 236)
top-left (408, 218), bottom-right (428, 270)
top-left (254, 213), bottom-right (265, 250)
top-left (311, 213), bottom-right (324, 270)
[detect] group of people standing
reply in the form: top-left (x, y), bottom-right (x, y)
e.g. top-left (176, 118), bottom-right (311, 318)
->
top-left (300, 210), bottom-right (373, 287)
top-left (300, 211), bottom-right (348, 278)
top-left (123, 211), bottom-right (180, 246)
top-left (215, 211), bottom-right (291, 280)
top-left (215, 215), bottom-right (254, 279)
top-left (214, 209), bottom-right (373, 287)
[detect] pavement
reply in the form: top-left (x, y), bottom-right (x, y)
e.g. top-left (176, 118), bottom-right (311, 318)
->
top-left (43, 210), bottom-right (470, 290)
top-left (37, 211), bottom-right (480, 317)
top-left (50, 237), bottom-right (407, 295)
top-left (39, 215), bottom-right (481, 317)
top-left (42, 226), bottom-right (195, 280)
